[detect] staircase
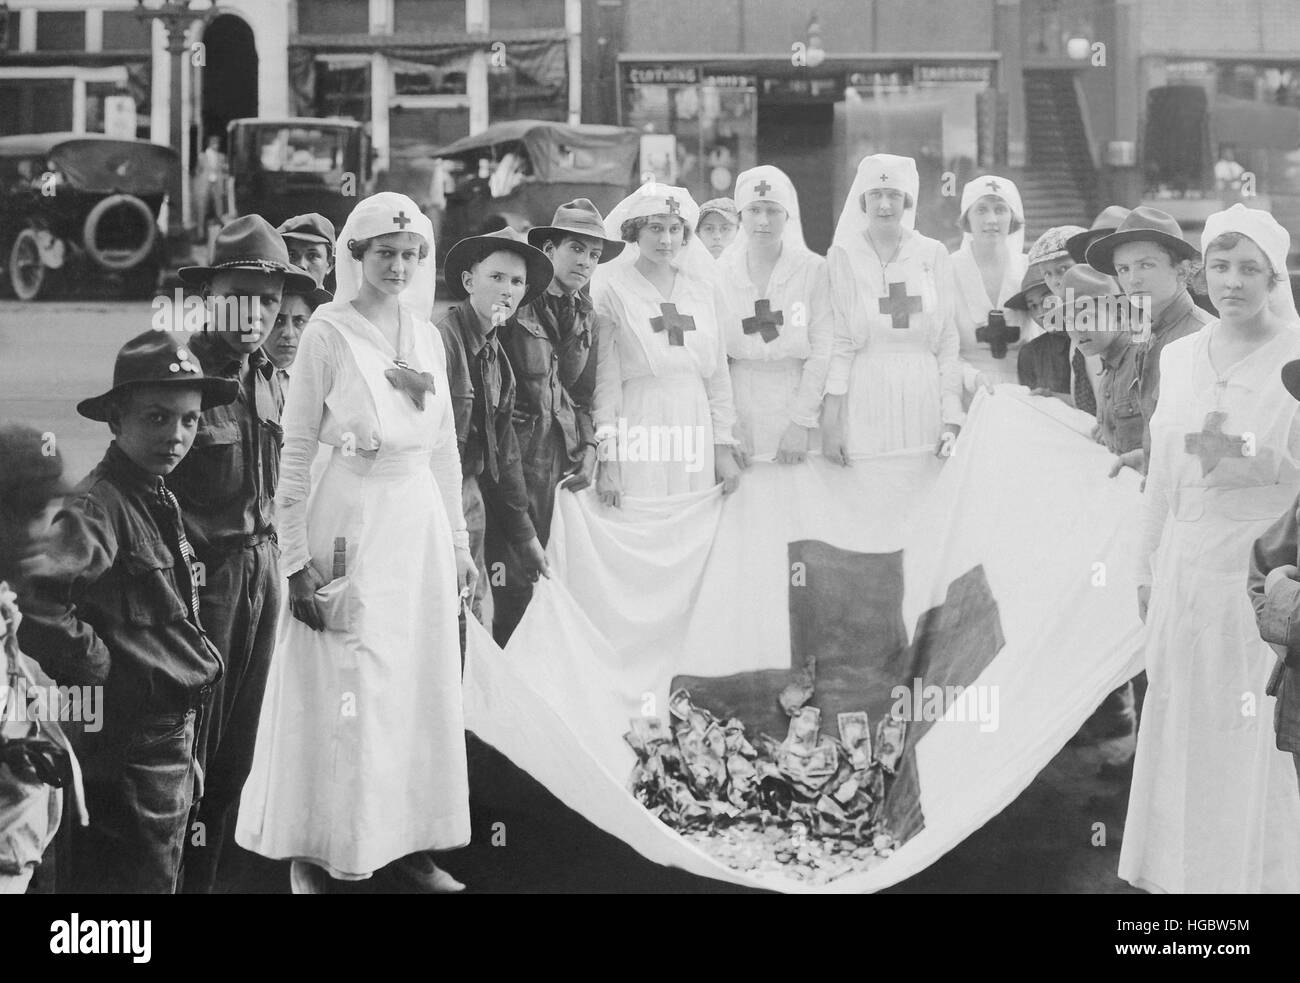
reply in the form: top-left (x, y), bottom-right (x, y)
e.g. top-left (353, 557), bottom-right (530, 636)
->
top-left (1017, 70), bottom-right (1097, 243)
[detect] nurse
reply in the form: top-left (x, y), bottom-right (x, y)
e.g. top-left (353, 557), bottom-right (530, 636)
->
top-left (716, 165), bottom-right (833, 463)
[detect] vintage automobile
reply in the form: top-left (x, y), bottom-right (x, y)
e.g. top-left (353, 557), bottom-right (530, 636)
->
top-left (225, 117), bottom-right (371, 234)
top-left (430, 119), bottom-right (640, 265)
top-left (0, 133), bottom-right (176, 300)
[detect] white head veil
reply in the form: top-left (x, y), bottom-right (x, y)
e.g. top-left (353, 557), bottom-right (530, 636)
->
top-left (334, 192), bottom-right (437, 320)
top-left (959, 174), bottom-right (1026, 256)
top-left (833, 154), bottom-right (920, 252)
top-left (596, 182), bottom-right (717, 290)
top-left (722, 164), bottom-right (812, 261)
top-left (1202, 203), bottom-right (1300, 323)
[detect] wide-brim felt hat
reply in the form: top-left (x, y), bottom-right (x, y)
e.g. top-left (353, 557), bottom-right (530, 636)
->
top-left (180, 214), bottom-right (318, 294)
top-left (1085, 205), bottom-right (1198, 275)
top-left (444, 226), bottom-right (554, 305)
top-left (1065, 205), bottom-right (1133, 264)
top-left (77, 329), bottom-right (239, 422)
top-left (1041, 264), bottom-right (1124, 333)
top-left (1004, 267), bottom-right (1050, 312)
top-left (527, 198), bottom-right (624, 262)
top-left (1283, 360), bottom-right (1300, 402)
top-left (283, 270), bottom-right (333, 308)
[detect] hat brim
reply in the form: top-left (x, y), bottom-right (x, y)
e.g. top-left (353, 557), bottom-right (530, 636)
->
top-left (1005, 281), bottom-right (1049, 312)
top-left (281, 231), bottom-right (334, 246)
top-left (179, 263), bottom-right (319, 296)
top-left (527, 226), bottom-right (626, 263)
top-left (76, 377), bottom-right (240, 423)
top-left (285, 284), bottom-right (334, 307)
top-left (1283, 360), bottom-right (1300, 402)
top-left (1041, 293), bottom-right (1129, 333)
top-left (1085, 229), bottom-right (1198, 276)
top-left (444, 236), bottom-right (554, 306)
top-left (1066, 228), bottom-right (1113, 265)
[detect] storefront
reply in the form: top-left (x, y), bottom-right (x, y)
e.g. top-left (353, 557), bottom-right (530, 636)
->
top-left (618, 55), bottom-right (1002, 252)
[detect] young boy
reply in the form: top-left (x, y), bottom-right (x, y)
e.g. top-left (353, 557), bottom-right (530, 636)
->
top-left (1248, 357), bottom-right (1300, 794)
top-left (18, 330), bottom-right (238, 892)
top-left (171, 215), bottom-right (316, 893)
top-left (277, 213), bottom-right (336, 292)
top-left (697, 198), bottom-right (739, 259)
top-left (437, 227), bottom-right (554, 629)
top-left (488, 199), bottom-right (623, 643)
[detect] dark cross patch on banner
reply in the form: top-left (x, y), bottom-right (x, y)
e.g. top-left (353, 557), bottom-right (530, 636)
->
top-left (651, 303), bottom-right (696, 346)
top-left (879, 281), bottom-right (923, 330)
top-left (742, 299), bottom-right (783, 343)
top-left (672, 541), bottom-right (1005, 846)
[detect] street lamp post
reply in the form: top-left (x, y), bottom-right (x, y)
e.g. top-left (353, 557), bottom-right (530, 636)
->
top-left (135, 0), bottom-right (213, 244)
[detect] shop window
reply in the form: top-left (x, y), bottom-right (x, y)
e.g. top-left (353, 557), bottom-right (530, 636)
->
top-left (394, 0), bottom-right (466, 32)
top-left (489, 39), bottom-right (567, 123)
top-left (36, 10), bottom-right (86, 52)
top-left (489, 0), bottom-right (565, 31)
top-left (394, 61), bottom-right (470, 97)
top-left (297, 0), bottom-right (370, 35)
top-left (0, 79), bottom-right (74, 134)
top-left (102, 10), bottom-right (154, 51)
top-left (316, 61), bottom-right (372, 121)
top-left (2, 9), bottom-right (20, 51)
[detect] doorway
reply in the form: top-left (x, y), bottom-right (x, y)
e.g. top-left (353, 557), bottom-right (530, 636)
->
top-left (200, 14), bottom-right (258, 153)
top-left (757, 102), bottom-right (835, 254)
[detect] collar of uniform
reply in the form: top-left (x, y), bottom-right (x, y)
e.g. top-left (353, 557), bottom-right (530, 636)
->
top-left (457, 302), bottom-right (496, 358)
top-left (248, 348), bottom-right (275, 379)
top-left (1099, 331), bottom-right (1133, 371)
top-left (103, 441), bottom-right (166, 497)
top-left (1151, 289), bottom-right (1194, 338)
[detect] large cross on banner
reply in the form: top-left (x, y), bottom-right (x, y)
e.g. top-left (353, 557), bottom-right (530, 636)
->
top-left (742, 299), bottom-right (783, 343)
top-left (1185, 410), bottom-right (1247, 476)
top-left (650, 303), bottom-right (696, 346)
top-left (880, 281), bottom-right (923, 330)
top-left (672, 543), bottom-right (1006, 843)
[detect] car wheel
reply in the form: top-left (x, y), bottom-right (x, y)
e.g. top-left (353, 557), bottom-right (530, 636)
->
top-left (83, 193), bottom-right (157, 272)
top-left (8, 228), bottom-right (59, 301)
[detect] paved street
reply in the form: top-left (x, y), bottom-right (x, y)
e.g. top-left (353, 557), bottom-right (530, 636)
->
top-left (0, 298), bottom-right (1140, 894)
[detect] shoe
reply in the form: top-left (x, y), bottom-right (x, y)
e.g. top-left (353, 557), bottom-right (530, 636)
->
top-left (289, 860), bottom-right (330, 894)
top-left (391, 852), bottom-right (466, 894)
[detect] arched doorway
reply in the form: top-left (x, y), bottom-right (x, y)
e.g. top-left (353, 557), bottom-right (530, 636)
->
top-left (200, 14), bottom-right (258, 153)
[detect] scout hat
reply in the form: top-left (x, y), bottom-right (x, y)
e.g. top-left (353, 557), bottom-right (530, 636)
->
top-left (444, 226), bottom-right (554, 306)
top-left (0, 423), bottom-right (73, 513)
top-left (77, 330), bottom-right (240, 422)
top-left (1085, 206), bottom-right (1198, 276)
top-left (1066, 205), bottom-right (1132, 264)
top-left (1004, 266), bottom-right (1050, 312)
top-left (276, 213), bottom-right (336, 251)
top-left (1026, 225), bottom-right (1088, 267)
top-left (698, 198), bottom-right (739, 226)
top-left (180, 215), bottom-right (318, 294)
top-left (527, 198), bottom-right (624, 262)
top-left (1041, 264), bottom-right (1126, 334)
top-left (284, 273), bottom-right (333, 308)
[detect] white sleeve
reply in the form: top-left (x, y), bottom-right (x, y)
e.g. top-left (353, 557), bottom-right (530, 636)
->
top-left (706, 282), bottom-right (739, 445)
top-left (592, 282), bottom-right (623, 443)
top-left (1135, 347), bottom-right (1176, 587)
top-left (825, 248), bottom-right (857, 396)
top-left (275, 322), bottom-right (334, 577)
top-left (427, 332), bottom-right (469, 552)
top-left (790, 258), bottom-right (834, 428)
top-left (931, 246), bottom-right (965, 426)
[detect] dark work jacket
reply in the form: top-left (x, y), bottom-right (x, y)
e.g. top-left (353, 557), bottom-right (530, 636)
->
top-left (499, 285), bottom-right (599, 465)
top-left (167, 333), bottom-right (282, 560)
top-left (1017, 330), bottom-right (1071, 394)
top-left (437, 302), bottom-right (537, 546)
top-left (18, 443), bottom-right (223, 744)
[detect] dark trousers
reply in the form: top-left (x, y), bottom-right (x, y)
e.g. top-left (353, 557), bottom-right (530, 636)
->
top-left (70, 708), bottom-right (199, 894)
top-left (487, 426), bottom-right (569, 646)
top-left (182, 540), bottom-right (279, 893)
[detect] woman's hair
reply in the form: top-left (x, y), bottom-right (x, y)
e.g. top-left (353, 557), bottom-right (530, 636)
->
top-left (346, 235), bottom-right (430, 261)
top-left (620, 214), bottom-right (692, 244)
top-left (1204, 232), bottom-right (1282, 286)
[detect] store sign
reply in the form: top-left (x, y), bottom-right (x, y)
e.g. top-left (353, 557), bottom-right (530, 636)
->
top-left (761, 76), bottom-right (840, 100)
top-left (916, 64), bottom-right (993, 84)
top-left (626, 65), bottom-right (699, 86)
top-left (702, 73), bottom-right (757, 89)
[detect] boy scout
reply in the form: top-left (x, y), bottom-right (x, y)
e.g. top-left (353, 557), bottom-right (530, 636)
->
top-left (19, 330), bottom-right (237, 892)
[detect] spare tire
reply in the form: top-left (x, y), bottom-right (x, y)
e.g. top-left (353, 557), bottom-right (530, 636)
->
top-left (82, 193), bottom-right (157, 272)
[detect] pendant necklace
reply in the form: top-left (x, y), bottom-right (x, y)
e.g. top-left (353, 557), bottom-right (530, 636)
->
top-left (865, 228), bottom-right (904, 294)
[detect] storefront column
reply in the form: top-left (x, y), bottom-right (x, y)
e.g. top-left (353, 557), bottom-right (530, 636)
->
top-left (997, 0), bottom-right (1026, 167)
top-left (1105, 0), bottom-right (1142, 207)
top-left (468, 0), bottom-right (489, 133)
top-left (566, 0), bottom-right (582, 124)
top-left (371, 53), bottom-right (391, 174)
